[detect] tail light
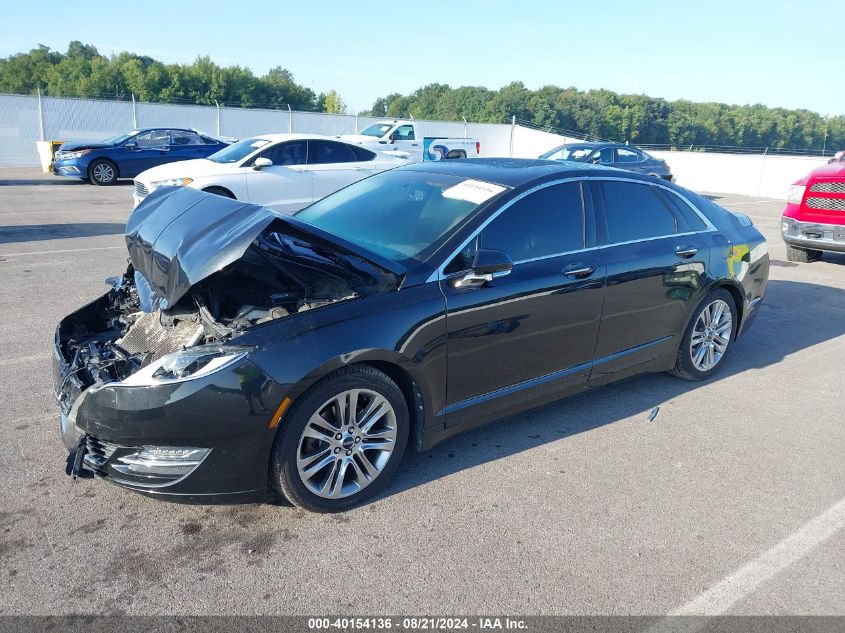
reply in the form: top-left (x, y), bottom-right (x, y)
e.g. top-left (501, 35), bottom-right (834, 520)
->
top-left (476, 142), bottom-right (480, 155)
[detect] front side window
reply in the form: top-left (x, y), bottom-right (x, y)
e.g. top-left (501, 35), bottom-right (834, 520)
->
top-left (594, 147), bottom-right (614, 165)
top-left (134, 129), bottom-right (170, 148)
top-left (600, 181), bottom-right (678, 243)
top-left (262, 141), bottom-right (307, 166)
top-left (308, 140), bottom-right (358, 164)
top-left (393, 125), bottom-right (415, 141)
top-left (296, 171), bottom-right (508, 265)
top-left (480, 182), bottom-right (585, 263)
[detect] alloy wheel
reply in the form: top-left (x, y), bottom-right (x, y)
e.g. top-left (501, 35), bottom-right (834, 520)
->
top-left (93, 163), bottom-right (114, 183)
top-left (690, 299), bottom-right (732, 372)
top-left (296, 389), bottom-right (397, 499)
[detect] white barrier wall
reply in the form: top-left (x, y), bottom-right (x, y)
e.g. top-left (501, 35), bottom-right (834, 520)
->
top-left (650, 151), bottom-right (827, 200)
top-left (507, 125), bottom-right (826, 201)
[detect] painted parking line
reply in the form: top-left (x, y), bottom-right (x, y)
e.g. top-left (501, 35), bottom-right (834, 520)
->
top-left (0, 245), bottom-right (123, 257)
top-left (669, 496), bottom-right (845, 615)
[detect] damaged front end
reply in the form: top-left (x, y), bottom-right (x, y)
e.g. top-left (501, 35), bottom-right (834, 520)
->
top-left (53, 187), bottom-right (401, 494)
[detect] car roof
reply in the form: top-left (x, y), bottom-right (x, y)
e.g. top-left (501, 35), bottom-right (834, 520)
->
top-left (238, 133), bottom-right (353, 143)
top-left (397, 157), bottom-right (653, 188)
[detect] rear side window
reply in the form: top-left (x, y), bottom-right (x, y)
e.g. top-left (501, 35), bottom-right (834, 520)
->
top-left (655, 188), bottom-right (707, 230)
top-left (599, 181), bottom-right (678, 243)
top-left (170, 130), bottom-right (206, 146)
top-left (308, 140), bottom-right (358, 164)
top-left (480, 182), bottom-right (585, 262)
top-left (351, 145), bottom-right (377, 161)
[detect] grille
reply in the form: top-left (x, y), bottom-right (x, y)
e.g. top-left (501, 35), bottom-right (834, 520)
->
top-left (116, 311), bottom-right (203, 362)
top-left (134, 181), bottom-right (149, 198)
top-left (809, 181), bottom-right (845, 194)
top-left (805, 197), bottom-right (845, 211)
top-left (84, 436), bottom-right (120, 472)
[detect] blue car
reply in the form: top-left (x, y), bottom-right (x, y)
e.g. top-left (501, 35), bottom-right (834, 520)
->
top-left (52, 128), bottom-right (232, 185)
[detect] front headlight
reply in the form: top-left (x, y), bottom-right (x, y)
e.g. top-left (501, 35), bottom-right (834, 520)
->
top-left (150, 177), bottom-right (193, 190)
top-left (58, 149), bottom-right (91, 160)
top-left (787, 185), bottom-right (805, 205)
top-left (119, 345), bottom-right (251, 386)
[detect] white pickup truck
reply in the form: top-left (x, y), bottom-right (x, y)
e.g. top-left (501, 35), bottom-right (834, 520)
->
top-left (342, 119), bottom-right (480, 163)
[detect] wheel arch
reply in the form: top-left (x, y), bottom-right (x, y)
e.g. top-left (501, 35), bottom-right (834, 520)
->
top-left (710, 280), bottom-right (745, 339)
top-left (202, 185), bottom-right (237, 199)
top-left (270, 352), bottom-right (431, 452)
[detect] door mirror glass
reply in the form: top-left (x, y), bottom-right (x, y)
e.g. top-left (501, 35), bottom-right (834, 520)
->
top-left (253, 157), bottom-right (273, 170)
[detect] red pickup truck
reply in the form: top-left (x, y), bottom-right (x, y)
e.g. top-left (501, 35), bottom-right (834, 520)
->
top-left (781, 154), bottom-right (845, 262)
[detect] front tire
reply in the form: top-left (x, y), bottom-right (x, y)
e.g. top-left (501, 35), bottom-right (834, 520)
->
top-left (88, 159), bottom-right (117, 185)
top-left (670, 288), bottom-right (737, 381)
top-left (271, 365), bottom-right (409, 512)
top-left (786, 245), bottom-right (822, 263)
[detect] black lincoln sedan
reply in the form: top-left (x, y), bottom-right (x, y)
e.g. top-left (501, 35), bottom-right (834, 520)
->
top-left (54, 159), bottom-right (768, 512)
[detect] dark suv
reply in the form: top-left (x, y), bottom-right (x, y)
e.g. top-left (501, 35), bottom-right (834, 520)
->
top-left (541, 142), bottom-right (673, 181)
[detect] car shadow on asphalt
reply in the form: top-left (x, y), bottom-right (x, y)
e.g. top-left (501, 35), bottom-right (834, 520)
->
top-left (0, 179), bottom-right (132, 186)
top-left (0, 222), bottom-right (126, 244)
top-left (376, 278), bottom-right (845, 505)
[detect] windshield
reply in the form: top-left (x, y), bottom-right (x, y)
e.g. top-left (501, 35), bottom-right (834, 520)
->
top-left (207, 137), bottom-right (270, 164)
top-left (296, 170), bottom-right (508, 265)
top-left (541, 145), bottom-right (595, 162)
top-left (359, 123), bottom-right (394, 138)
top-left (101, 130), bottom-right (140, 145)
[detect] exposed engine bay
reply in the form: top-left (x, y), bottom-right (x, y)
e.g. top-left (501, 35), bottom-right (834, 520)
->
top-left (57, 226), bottom-right (399, 389)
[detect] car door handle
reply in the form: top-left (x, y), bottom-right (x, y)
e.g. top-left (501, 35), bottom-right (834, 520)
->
top-left (675, 246), bottom-right (698, 258)
top-left (562, 265), bottom-right (594, 278)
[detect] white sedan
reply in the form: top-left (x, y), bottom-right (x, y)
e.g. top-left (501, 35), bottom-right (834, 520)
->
top-left (132, 134), bottom-right (409, 214)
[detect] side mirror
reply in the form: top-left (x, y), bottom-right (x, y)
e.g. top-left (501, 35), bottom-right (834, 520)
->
top-left (124, 141), bottom-right (138, 150)
top-left (388, 132), bottom-right (399, 142)
top-left (253, 157), bottom-right (273, 170)
top-left (453, 249), bottom-right (513, 288)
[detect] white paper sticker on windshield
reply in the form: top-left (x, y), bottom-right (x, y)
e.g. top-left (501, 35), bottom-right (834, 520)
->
top-left (443, 179), bottom-right (507, 204)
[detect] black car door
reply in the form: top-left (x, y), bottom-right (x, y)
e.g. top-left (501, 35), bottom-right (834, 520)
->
top-left (439, 180), bottom-right (605, 429)
top-left (588, 178), bottom-right (712, 384)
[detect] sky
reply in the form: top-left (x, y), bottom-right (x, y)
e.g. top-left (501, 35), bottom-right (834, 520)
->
top-left (1, 0), bottom-right (843, 116)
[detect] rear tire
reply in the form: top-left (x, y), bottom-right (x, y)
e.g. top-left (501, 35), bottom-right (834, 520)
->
top-left (88, 159), bottom-right (117, 185)
top-left (786, 245), bottom-right (822, 263)
top-left (203, 186), bottom-right (236, 199)
top-left (670, 288), bottom-right (737, 381)
top-left (271, 365), bottom-right (409, 513)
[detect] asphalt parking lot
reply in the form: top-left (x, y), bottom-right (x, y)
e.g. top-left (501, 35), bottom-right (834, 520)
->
top-left (0, 168), bottom-right (843, 617)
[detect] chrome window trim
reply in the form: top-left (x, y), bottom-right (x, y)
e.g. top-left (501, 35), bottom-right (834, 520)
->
top-left (427, 175), bottom-right (717, 284)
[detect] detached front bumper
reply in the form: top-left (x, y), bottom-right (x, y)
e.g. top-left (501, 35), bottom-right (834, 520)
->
top-left (53, 328), bottom-right (288, 499)
top-left (782, 217), bottom-right (845, 254)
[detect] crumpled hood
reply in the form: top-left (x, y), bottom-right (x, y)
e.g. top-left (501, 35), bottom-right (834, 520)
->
top-left (135, 158), bottom-right (234, 183)
top-left (125, 187), bottom-right (277, 312)
top-left (59, 141), bottom-right (113, 152)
